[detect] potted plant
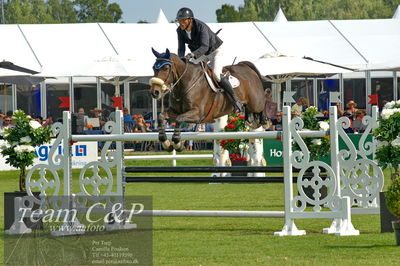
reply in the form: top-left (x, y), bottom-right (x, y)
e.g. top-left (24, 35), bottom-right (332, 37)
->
top-left (1, 110), bottom-right (52, 230)
top-left (373, 100), bottom-right (400, 240)
top-left (220, 113), bottom-right (248, 175)
top-left (1, 110), bottom-right (52, 192)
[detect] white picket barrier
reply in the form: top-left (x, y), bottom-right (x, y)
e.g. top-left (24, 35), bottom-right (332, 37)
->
top-left (6, 106), bottom-right (383, 237)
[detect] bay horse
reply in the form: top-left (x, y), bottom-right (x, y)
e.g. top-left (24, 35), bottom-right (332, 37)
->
top-left (149, 48), bottom-right (267, 151)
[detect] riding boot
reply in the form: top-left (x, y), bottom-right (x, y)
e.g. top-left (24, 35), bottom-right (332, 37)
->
top-left (219, 76), bottom-right (244, 113)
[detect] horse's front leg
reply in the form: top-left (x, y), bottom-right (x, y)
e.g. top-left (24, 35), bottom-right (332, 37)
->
top-left (157, 112), bottom-right (174, 152)
top-left (171, 122), bottom-right (185, 152)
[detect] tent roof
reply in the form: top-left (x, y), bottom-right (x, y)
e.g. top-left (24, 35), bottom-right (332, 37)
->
top-left (0, 25), bottom-right (41, 72)
top-left (1, 17), bottom-right (400, 78)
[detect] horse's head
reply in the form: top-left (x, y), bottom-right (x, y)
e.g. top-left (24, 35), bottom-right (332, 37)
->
top-left (149, 48), bottom-right (174, 100)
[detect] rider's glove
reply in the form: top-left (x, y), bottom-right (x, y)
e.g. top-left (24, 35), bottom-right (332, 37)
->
top-left (185, 53), bottom-right (195, 59)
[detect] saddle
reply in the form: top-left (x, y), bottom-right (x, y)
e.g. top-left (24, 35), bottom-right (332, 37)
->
top-left (189, 56), bottom-right (240, 93)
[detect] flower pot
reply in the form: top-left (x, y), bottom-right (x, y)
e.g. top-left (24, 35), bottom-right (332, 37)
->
top-left (231, 160), bottom-right (248, 176)
top-left (392, 221), bottom-right (400, 245)
top-left (379, 191), bottom-right (399, 233)
top-left (4, 191), bottom-right (43, 231)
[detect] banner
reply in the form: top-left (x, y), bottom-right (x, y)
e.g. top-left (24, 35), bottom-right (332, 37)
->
top-left (0, 140), bottom-right (97, 171)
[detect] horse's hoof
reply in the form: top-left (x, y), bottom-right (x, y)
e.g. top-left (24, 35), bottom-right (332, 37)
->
top-left (159, 132), bottom-right (168, 142)
top-left (172, 136), bottom-right (181, 144)
top-left (173, 141), bottom-right (185, 152)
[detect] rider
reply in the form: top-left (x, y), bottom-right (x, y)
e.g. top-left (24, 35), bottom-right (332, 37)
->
top-left (175, 7), bottom-right (244, 113)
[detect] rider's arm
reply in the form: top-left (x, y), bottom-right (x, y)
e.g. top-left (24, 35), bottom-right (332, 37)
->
top-left (177, 30), bottom-right (186, 57)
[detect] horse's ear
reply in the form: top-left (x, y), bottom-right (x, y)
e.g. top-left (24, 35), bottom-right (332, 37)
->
top-left (152, 47), bottom-right (161, 58)
top-left (165, 48), bottom-right (170, 59)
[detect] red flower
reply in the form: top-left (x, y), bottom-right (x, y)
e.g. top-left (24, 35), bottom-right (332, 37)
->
top-left (238, 116), bottom-right (245, 120)
top-left (220, 140), bottom-right (227, 147)
top-left (230, 118), bottom-right (237, 123)
top-left (227, 123), bottom-right (235, 129)
top-left (228, 139), bottom-right (234, 143)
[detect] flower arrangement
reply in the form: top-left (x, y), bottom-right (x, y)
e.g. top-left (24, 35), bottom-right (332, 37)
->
top-left (220, 113), bottom-right (249, 161)
top-left (374, 100), bottom-right (400, 179)
top-left (0, 110), bottom-right (52, 192)
top-left (219, 113), bottom-right (248, 162)
top-left (294, 106), bottom-right (330, 160)
top-left (373, 100), bottom-right (400, 221)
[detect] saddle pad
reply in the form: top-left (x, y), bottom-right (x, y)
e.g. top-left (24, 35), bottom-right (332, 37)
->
top-left (204, 72), bottom-right (240, 93)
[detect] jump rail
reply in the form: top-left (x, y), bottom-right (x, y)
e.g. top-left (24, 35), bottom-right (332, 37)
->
top-left (5, 106), bottom-right (383, 237)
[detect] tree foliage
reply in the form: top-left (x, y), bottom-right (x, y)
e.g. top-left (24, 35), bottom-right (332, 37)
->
top-left (4, 0), bottom-right (122, 24)
top-left (216, 0), bottom-right (400, 22)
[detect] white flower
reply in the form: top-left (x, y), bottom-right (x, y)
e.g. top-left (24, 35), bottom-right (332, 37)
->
top-left (239, 143), bottom-right (244, 149)
top-left (14, 145), bottom-right (23, 154)
top-left (0, 143), bottom-right (10, 150)
top-left (311, 139), bottom-right (322, 145)
top-left (376, 140), bottom-right (389, 149)
top-left (384, 101), bottom-right (395, 109)
top-left (396, 100), bottom-right (400, 105)
top-left (318, 121), bottom-right (329, 131)
top-left (14, 145), bottom-right (35, 154)
top-left (26, 115), bottom-right (31, 119)
top-left (29, 120), bottom-right (42, 129)
top-left (391, 137), bottom-right (400, 147)
top-left (20, 136), bottom-right (32, 144)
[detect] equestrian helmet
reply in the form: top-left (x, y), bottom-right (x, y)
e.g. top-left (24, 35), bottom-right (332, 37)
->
top-left (176, 7), bottom-right (194, 21)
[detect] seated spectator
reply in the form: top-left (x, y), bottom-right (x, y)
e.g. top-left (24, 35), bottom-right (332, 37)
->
top-left (134, 115), bottom-right (152, 133)
top-left (345, 100), bottom-right (358, 117)
top-left (352, 109), bottom-right (367, 133)
top-left (90, 108), bottom-right (106, 130)
top-left (42, 116), bottom-right (53, 127)
top-left (271, 112), bottom-right (283, 131)
top-left (0, 116), bottom-right (14, 134)
top-left (291, 97), bottom-right (309, 117)
top-left (342, 112), bottom-right (354, 133)
top-left (123, 108), bottom-right (134, 122)
top-left (75, 107), bottom-right (88, 134)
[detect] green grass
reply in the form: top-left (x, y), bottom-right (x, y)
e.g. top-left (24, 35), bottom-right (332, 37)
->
top-left (1, 157), bottom-right (399, 265)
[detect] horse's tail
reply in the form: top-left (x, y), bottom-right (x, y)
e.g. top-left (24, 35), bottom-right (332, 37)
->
top-left (238, 61), bottom-right (263, 82)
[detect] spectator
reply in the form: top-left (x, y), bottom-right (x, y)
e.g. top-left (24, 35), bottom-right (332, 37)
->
top-left (42, 116), bottom-right (53, 127)
top-left (345, 100), bottom-right (358, 117)
top-left (342, 112), bottom-right (354, 133)
top-left (352, 109), bottom-right (367, 133)
top-left (75, 107), bottom-right (88, 134)
top-left (123, 108), bottom-right (134, 122)
top-left (263, 88), bottom-right (277, 120)
top-left (90, 108), bottom-right (106, 130)
top-left (0, 116), bottom-right (14, 134)
top-left (292, 97), bottom-right (308, 117)
top-left (271, 112), bottom-right (283, 131)
top-left (35, 116), bottom-right (43, 125)
top-left (134, 115), bottom-right (151, 133)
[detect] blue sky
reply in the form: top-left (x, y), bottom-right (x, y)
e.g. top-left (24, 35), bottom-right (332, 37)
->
top-left (110, 0), bottom-right (244, 23)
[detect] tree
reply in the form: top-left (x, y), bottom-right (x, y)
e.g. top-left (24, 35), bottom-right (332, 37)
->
top-left (4, 0), bottom-right (123, 24)
top-left (216, 0), bottom-right (399, 22)
top-left (47, 0), bottom-right (77, 23)
top-left (74, 0), bottom-right (122, 23)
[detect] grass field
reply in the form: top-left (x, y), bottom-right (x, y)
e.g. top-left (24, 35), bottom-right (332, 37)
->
top-left (1, 154), bottom-right (399, 265)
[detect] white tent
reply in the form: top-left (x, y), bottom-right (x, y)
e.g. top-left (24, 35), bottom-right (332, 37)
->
top-left (274, 8), bottom-right (288, 22)
top-left (156, 9), bottom-right (169, 24)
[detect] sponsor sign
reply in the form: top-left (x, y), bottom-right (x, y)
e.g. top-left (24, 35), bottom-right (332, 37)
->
top-left (0, 139), bottom-right (97, 170)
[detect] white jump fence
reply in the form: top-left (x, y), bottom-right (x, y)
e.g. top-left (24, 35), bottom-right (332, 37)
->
top-left (6, 106), bottom-right (383, 237)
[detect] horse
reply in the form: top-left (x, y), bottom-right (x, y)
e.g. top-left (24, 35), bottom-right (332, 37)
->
top-left (149, 48), bottom-right (267, 151)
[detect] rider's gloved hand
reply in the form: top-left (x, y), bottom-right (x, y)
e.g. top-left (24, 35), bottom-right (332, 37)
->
top-left (185, 53), bottom-right (195, 59)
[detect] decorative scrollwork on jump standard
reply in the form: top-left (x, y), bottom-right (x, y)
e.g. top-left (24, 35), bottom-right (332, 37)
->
top-left (337, 107), bottom-right (384, 209)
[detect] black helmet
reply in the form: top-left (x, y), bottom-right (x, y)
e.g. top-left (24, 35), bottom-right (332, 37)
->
top-left (176, 7), bottom-right (194, 21)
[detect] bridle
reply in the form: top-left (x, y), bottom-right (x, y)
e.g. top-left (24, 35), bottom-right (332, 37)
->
top-left (150, 57), bottom-right (189, 95)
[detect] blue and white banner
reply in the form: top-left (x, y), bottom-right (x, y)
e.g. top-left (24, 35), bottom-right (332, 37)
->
top-left (0, 140), bottom-right (98, 171)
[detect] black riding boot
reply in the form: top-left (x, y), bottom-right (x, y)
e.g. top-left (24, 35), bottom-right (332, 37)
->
top-left (219, 76), bottom-right (244, 113)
